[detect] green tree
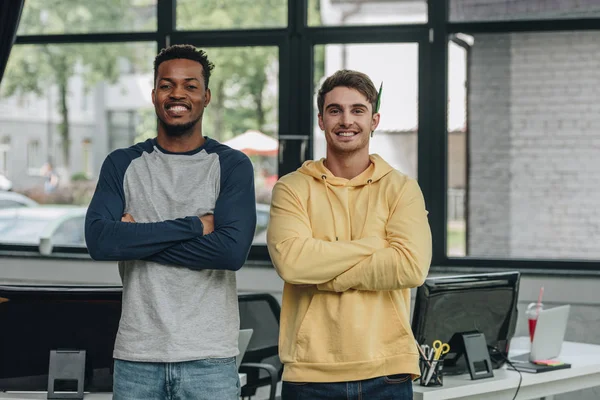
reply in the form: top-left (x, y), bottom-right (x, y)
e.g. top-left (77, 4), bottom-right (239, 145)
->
top-left (310, 0), bottom-right (326, 90)
top-left (1, 0), bottom-right (152, 171)
top-left (177, 0), bottom-right (283, 142)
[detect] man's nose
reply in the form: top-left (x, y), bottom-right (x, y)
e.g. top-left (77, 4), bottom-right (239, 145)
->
top-left (340, 111), bottom-right (353, 126)
top-left (169, 86), bottom-right (185, 99)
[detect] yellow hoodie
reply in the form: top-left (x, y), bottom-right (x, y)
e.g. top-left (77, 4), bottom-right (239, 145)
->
top-left (267, 154), bottom-right (432, 383)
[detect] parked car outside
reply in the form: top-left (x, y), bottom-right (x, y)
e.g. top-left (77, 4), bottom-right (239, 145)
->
top-left (0, 202), bottom-right (271, 256)
top-left (0, 191), bottom-right (39, 209)
top-left (0, 206), bottom-right (86, 255)
top-left (254, 203), bottom-right (270, 245)
top-left (0, 173), bottom-right (14, 191)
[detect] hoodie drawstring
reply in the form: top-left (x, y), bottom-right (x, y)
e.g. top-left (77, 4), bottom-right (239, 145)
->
top-left (322, 175), bottom-right (373, 241)
top-left (359, 179), bottom-right (372, 239)
top-left (322, 175), bottom-right (339, 241)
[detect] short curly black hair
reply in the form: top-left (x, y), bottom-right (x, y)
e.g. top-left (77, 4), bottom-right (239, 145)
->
top-left (153, 44), bottom-right (215, 89)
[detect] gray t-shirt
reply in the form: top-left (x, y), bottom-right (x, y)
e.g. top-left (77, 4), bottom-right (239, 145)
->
top-left (85, 137), bottom-right (256, 362)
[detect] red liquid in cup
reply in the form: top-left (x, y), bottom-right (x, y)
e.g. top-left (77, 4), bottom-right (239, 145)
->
top-left (528, 318), bottom-right (537, 342)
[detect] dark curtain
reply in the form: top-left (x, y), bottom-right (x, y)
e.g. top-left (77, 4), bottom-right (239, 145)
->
top-left (0, 0), bottom-right (25, 83)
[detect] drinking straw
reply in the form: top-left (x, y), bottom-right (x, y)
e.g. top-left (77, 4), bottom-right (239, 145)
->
top-left (536, 286), bottom-right (544, 317)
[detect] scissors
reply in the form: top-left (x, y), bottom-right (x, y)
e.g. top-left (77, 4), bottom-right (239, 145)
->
top-left (432, 340), bottom-right (450, 360)
top-left (423, 340), bottom-right (450, 385)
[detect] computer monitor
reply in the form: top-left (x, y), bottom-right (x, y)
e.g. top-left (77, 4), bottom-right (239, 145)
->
top-left (411, 271), bottom-right (520, 375)
top-left (0, 285), bottom-right (122, 392)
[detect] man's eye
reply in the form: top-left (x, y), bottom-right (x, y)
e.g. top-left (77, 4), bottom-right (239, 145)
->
top-left (354, 109), bottom-right (364, 114)
top-left (160, 85), bottom-right (170, 89)
top-left (330, 109), bottom-right (340, 114)
top-left (187, 86), bottom-right (197, 90)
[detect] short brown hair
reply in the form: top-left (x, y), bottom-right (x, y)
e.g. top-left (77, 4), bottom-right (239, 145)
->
top-left (317, 70), bottom-right (378, 115)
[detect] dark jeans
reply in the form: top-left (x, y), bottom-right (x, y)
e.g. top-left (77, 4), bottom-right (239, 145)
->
top-left (281, 374), bottom-right (413, 400)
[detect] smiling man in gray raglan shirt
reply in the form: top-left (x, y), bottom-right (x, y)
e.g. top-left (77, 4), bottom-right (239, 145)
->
top-left (85, 45), bottom-right (256, 400)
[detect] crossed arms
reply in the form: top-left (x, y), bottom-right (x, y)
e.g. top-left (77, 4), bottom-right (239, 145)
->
top-left (266, 179), bottom-right (432, 291)
top-left (85, 154), bottom-right (256, 271)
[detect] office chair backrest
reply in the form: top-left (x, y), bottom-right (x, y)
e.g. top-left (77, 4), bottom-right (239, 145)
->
top-left (238, 293), bottom-right (282, 399)
top-left (238, 293), bottom-right (281, 363)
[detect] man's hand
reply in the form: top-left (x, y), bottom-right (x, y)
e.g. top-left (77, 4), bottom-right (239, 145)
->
top-left (121, 213), bottom-right (136, 223)
top-left (200, 214), bottom-right (214, 235)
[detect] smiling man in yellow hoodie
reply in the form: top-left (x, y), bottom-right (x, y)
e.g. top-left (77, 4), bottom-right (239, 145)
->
top-left (267, 70), bottom-right (432, 399)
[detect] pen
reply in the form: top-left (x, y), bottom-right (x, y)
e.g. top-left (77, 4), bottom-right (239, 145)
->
top-left (416, 340), bottom-right (433, 370)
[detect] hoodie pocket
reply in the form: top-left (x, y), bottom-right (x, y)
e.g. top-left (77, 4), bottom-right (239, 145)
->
top-left (386, 291), bottom-right (414, 345)
top-left (294, 293), bottom-right (319, 361)
top-left (294, 290), bottom-right (413, 364)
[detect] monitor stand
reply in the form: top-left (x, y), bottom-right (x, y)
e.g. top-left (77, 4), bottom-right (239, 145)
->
top-left (444, 331), bottom-right (494, 380)
top-left (47, 349), bottom-right (86, 399)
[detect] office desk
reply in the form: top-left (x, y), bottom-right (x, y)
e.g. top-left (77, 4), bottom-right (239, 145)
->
top-left (0, 374), bottom-right (246, 399)
top-left (413, 338), bottom-right (600, 400)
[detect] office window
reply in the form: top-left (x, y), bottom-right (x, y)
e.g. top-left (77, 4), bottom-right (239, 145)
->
top-left (195, 46), bottom-right (279, 245)
top-left (17, 0), bottom-right (157, 34)
top-left (313, 43), bottom-right (419, 179)
top-left (308, 0), bottom-right (427, 26)
top-left (450, 0), bottom-right (600, 22)
top-left (0, 42), bottom-right (154, 210)
top-left (450, 30), bottom-right (600, 260)
top-left (447, 38), bottom-right (468, 257)
top-left (176, 0), bottom-right (286, 30)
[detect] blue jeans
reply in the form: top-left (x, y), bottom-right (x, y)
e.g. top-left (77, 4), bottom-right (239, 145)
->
top-left (281, 374), bottom-right (413, 400)
top-left (113, 357), bottom-right (240, 400)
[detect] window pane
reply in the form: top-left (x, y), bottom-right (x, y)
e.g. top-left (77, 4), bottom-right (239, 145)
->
top-left (197, 47), bottom-right (279, 245)
top-left (0, 43), bottom-right (278, 251)
top-left (0, 42), bottom-right (155, 251)
top-left (17, 0), bottom-right (157, 35)
top-left (177, 0), bottom-right (286, 30)
top-left (308, 0), bottom-right (427, 26)
top-left (454, 31), bottom-right (600, 260)
top-left (450, 0), bottom-right (600, 22)
top-left (447, 38), bottom-right (468, 257)
top-left (313, 43), bottom-right (418, 179)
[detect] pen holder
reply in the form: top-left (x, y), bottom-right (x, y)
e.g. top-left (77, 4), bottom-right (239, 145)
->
top-left (419, 356), bottom-right (443, 387)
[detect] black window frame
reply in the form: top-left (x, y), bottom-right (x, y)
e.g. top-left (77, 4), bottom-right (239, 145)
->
top-left (438, 0), bottom-right (600, 273)
top-left (2, 0), bottom-right (599, 275)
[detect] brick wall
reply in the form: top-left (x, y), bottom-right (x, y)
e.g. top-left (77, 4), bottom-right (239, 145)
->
top-left (469, 31), bottom-right (600, 261)
top-left (450, 0), bottom-right (600, 22)
top-left (468, 34), bottom-right (512, 256)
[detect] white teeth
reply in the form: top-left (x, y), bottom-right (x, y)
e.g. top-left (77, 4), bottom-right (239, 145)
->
top-left (338, 132), bottom-right (355, 137)
top-left (168, 106), bottom-right (187, 112)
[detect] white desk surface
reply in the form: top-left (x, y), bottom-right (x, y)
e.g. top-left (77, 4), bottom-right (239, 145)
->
top-left (0, 374), bottom-right (246, 399)
top-left (413, 337), bottom-right (600, 400)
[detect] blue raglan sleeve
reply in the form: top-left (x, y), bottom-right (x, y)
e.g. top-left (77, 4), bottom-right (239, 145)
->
top-left (85, 153), bottom-right (205, 261)
top-left (144, 155), bottom-right (256, 271)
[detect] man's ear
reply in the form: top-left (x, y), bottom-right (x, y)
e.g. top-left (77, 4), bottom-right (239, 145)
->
top-left (204, 88), bottom-right (211, 107)
top-left (151, 89), bottom-right (156, 106)
top-left (371, 112), bottom-right (381, 132)
top-left (318, 113), bottom-right (325, 131)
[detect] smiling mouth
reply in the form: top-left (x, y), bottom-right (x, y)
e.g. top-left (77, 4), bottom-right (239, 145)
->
top-left (165, 104), bottom-right (190, 116)
top-left (335, 131), bottom-right (358, 137)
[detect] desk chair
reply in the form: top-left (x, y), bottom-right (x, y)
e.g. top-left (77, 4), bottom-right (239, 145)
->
top-left (238, 293), bottom-right (282, 400)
